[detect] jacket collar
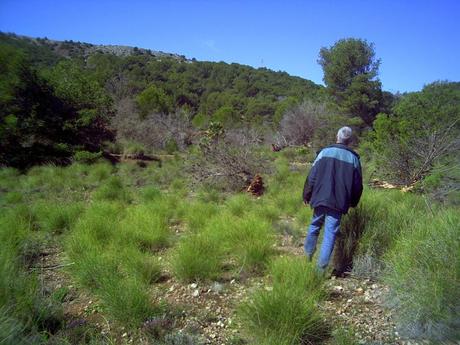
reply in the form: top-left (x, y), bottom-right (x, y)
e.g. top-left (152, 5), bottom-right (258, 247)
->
top-left (319, 143), bottom-right (360, 159)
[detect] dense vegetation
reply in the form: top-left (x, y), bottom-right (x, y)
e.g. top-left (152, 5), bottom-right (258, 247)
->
top-left (0, 32), bottom-right (459, 344)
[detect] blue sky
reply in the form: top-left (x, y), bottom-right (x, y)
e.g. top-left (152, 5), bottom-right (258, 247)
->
top-left (1, 0), bottom-right (459, 92)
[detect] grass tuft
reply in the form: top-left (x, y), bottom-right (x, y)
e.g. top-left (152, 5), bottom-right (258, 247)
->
top-left (239, 257), bottom-right (329, 345)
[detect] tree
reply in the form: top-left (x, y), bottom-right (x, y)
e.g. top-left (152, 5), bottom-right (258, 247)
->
top-left (0, 49), bottom-right (113, 168)
top-left (318, 38), bottom-right (383, 125)
top-left (212, 105), bottom-right (238, 126)
top-left (136, 84), bottom-right (173, 117)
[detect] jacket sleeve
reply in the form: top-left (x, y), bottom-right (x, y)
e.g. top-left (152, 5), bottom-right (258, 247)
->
top-left (350, 161), bottom-right (363, 207)
top-left (303, 161), bottom-right (319, 203)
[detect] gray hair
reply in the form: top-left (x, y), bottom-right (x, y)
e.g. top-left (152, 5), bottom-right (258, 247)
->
top-left (337, 126), bottom-right (353, 145)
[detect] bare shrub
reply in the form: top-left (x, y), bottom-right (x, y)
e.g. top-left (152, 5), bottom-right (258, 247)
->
top-left (278, 100), bottom-right (362, 150)
top-left (279, 101), bottom-right (327, 146)
top-left (189, 129), bottom-right (269, 192)
top-left (111, 98), bottom-right (194, 152)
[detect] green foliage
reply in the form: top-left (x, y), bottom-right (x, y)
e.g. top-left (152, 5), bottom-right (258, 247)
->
top-left (136, 84), bottom-right (173, 116)
top-left (0, 44), bottom-right (113, 168)
top-left (73, 150), bottom-right (102, 163)
top-left (368, 82), bottom-right (460, 186)
top-left (224, 212), bottom-right (275, 271)
top-left (119, 203), bottom-right (171, 252)
top-left (318, 38), bottom-right (385, 125)
top-left (239, 257), bottom-right (329, 345)
top-left (212, 105), bottom-right (239, 126)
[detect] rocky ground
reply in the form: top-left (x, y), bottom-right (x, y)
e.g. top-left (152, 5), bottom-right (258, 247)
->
top-left (36, 234), bottom-right (439, 345)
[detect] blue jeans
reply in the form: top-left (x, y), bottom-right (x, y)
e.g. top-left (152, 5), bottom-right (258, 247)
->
top-left (304, 206), bottom-right (342, 270)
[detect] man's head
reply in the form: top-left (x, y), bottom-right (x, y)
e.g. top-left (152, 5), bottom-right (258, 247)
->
top-left (336, 126), bottom-right (353, 145)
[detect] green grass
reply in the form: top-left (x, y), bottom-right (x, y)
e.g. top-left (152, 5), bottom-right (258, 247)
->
top-left (93, 176), bottom-right (132, 202)
top-left (172, 229), bottom-right (224, 282)
top-left (119, 203), bottom-right (171, 252)
top-left (1, 153), bottom-right (459, 343)
top-left (173, 199), bottom-right (276, 281)
top-left (33, 201), bottom-right (84, 234)
top-left (239, 257), bottom-right (329, 345)
top-left (383, 209), bottom-right (460, 341)
top-left (0, 209), bottom-right (64, 339)
top-left (223, 211), bottom-right (275, 272)
top-left (66, 201), bottom-right (164, 327)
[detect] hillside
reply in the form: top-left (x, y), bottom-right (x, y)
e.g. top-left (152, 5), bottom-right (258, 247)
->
top-left (0, 32), bottom-right (324, 117)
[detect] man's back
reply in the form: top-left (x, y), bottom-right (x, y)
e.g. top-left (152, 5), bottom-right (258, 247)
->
top-left (303, 143), bottom-right (362, 214)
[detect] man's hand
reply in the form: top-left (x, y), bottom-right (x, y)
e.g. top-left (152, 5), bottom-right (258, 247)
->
top-left (303, 200), bottom-right (309, 206)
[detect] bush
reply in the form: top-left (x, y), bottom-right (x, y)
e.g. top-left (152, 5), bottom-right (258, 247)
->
top-left (383, 209), bottom-right (460, 341)
top-left (73, 150), bottom-right (102, 164)
top-left (367, 82), bottom-right (460, 185)
top-left (239, 257), bottom-right (329, 345)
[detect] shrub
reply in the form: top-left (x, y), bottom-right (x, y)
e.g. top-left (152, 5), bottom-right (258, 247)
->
top-left (383, 209), bottom-right (460, 341)
top-left (73, 150), bottom-right (102, 164)
top-left (279, 101), bottom-right (326, 146)
top-left (239, 257), bottom-right (329, 345)
top-left (368, 82), bottom-right (460, 185)
top-left (332, 203), bottom-right (369, 274)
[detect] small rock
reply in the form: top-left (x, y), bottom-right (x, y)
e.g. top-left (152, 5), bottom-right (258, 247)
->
top-left (190, 283), bottom-right (198, 289)
top-left (333, 285), bottom-right (344, 292)
top-left (192, 289), bottom-right (200, 297)
top-left (355, 287), bottom-right (364, 294)
top-left (122, 332), bottom-right (127, 338)
top-left (211, 282), bottom-right (224, 294)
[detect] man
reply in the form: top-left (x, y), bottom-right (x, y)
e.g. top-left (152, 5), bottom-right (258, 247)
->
top-left (303, 126), bottom-right (363, 271)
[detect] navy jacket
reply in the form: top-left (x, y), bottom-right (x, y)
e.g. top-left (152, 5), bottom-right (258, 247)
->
top-left (303, 144), bottom-right (363, 214)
